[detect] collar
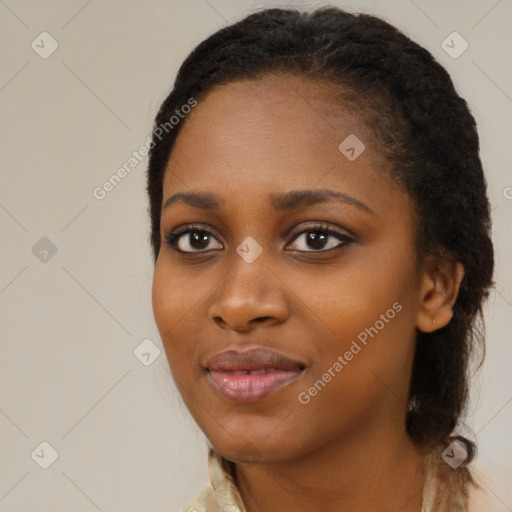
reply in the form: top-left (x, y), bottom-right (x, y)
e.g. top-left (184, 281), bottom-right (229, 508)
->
top-left (193, 444), bottom-right (469, 512)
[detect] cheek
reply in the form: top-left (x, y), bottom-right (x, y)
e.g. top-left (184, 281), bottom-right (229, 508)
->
top-left (151, 260), bottom-right (207, 377)
top-left (299, 241), bottom-right (419, 409)
top-left (151, 262), bottom-right (176, 335)
top-left (311, 242), bottom-right (418, 342)
top-left (292, 307), bottom-right (416, 451)
top-left (152, 262), bottom-right (187, 358)
top-left (151, 256), bottom-right (201, 330)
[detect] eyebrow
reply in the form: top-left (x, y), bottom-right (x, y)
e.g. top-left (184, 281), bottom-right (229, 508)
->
top-left (162, 189), bottom-right (374, 215)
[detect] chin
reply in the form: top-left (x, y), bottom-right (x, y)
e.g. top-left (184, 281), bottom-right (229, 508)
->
top-left (208, 432), bottom-right (303, 465)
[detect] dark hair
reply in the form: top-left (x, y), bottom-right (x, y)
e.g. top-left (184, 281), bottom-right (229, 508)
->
top-left (146, 6), bottom-right (494, 460)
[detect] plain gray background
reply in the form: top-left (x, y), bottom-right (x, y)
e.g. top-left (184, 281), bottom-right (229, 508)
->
top-left (0, 0), bottom-right (511, 510)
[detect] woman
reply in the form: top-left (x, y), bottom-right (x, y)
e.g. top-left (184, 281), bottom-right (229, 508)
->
top-left (146, 6), bottom-right (494, 511)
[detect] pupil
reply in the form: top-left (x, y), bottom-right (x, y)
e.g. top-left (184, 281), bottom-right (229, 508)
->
top-left (186, 230), bottom-right (329, 251)
top-left (308, 231), bottom-right (326, 250)
top-left (191, 231), bottom-right (209, 249)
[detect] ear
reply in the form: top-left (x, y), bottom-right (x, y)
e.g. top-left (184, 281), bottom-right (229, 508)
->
top-left (416, 258), bottom-right (464, 333)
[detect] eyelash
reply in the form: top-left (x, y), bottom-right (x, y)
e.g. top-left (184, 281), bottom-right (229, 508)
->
top-left (164, 222), bottom-right (355, 255)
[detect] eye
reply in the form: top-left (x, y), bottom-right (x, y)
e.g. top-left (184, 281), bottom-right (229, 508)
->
top-left (287, 223), bottom-right (354, 252)
top-left (165, 224), bottom-right (223, 253)
top-left (164, 222), bottom-right (354, 255)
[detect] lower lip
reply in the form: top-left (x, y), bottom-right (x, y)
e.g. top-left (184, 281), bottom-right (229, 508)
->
top-left (207, 369), bottom-right (303, 403)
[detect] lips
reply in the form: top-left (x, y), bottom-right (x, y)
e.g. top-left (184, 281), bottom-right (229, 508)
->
top-left (206, 347), bottom-right (305, 372)
top-left (205, 347), bottom-right (305, 403)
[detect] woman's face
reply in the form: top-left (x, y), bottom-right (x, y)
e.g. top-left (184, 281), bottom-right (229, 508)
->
top-left (152, 75), bottom-right (427, 463)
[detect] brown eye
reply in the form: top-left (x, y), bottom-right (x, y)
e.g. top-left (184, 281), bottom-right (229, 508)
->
top-left (166, 226), bottom-right (223, 253)
top-left (288, 224), bottom-right (354, 252)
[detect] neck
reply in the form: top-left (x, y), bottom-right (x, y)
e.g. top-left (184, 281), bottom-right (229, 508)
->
top-left (234, 420), bottom-right (426, 512)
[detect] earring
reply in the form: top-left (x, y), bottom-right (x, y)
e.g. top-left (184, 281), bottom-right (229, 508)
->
top-left (432, 319), bottom-right (436, 325)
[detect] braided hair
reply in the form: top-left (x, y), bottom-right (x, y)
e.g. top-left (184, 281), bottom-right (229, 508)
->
top-left (146, 6), bottom-right (493, 469)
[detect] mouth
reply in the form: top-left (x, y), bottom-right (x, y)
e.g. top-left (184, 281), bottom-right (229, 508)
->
top-left (205, 347), bottom-right (306, 403)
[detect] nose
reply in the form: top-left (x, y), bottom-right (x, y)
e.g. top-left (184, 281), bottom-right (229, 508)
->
top-left (208, 256), bottom-right (289, 332)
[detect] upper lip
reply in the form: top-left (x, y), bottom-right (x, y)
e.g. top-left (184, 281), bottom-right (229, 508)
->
top-left (205, 347), bottom-right (305, 372)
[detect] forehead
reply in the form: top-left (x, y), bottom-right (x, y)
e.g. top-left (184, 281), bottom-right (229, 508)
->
top-left (162, 75), bottom-right (407, 215)
top-left (169, 76), bottom-right (377, 174)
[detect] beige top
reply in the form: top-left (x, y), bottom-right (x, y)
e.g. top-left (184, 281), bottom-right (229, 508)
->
top-left (182, 445), bottom-right (504, 512)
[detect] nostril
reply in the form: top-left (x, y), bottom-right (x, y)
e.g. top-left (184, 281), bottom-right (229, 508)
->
top-left (253, 316), bottom-right (271, 323)
top-left (213, 316), bottom-right (226, 326)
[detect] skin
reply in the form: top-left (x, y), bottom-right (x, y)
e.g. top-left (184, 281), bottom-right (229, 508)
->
top-left (152, 74), bottom-right (464, 512)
